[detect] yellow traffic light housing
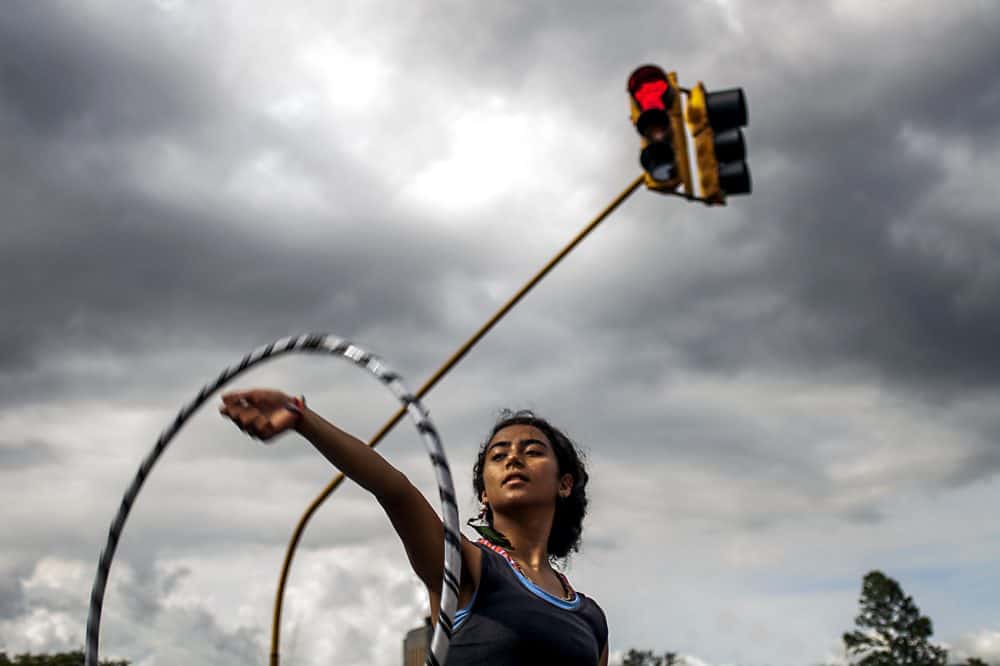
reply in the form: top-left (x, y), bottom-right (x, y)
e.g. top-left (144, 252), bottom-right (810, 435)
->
top-left (629, 66), bottom-right (751, 205)
top-left (662, 71), bottom-right (693, 196)
top-left (686, 81), bottom-right (751, 205)
top-left (627, 67), bottom-right (695, 196)
top-left (628, 65), bottom-right (681, 190)
top-left (686, 82), bottom-right (724, 204)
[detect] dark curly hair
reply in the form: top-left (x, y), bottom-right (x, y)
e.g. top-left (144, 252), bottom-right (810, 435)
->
top-left (471, 409), bottom-right (589, 564)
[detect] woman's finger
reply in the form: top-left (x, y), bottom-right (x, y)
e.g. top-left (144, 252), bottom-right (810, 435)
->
top-left (242, 411), bottom-right (261, 429)
top-left (223, 389), bottom-right (288, 411)
top-left (221, 399), bottom-right (254, 419)
top-left (220, 391), bottom-right (248, 406)
top-left (220, 390), bottom-right (297, 437)
top-left (251, 414), bottom-right (270, 434)
top-left (256, 422), bottom-right (276, 441)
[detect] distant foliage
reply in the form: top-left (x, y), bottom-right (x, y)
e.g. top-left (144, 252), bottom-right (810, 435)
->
top-left (842, 570), bottom-right (948, 665)
top-left (0, 651), bottom-right (128, 666)
top-left (622, 649), bottom-right (681, 666)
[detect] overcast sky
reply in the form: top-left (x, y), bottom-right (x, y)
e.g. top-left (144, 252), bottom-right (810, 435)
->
top-left (2, 1), bottom-right (999, 665)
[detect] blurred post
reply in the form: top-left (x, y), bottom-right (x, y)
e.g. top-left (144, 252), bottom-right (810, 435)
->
top-left (402, 616), bottom-right (432, 666)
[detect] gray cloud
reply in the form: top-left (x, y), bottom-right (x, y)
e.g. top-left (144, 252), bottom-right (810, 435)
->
top-left (0, 4), bottom-right (215, 138)
top-left (0, 555), bottom-right (262, 663)
top-left (0, 560), bottom-right (30, 621)
top-left (0, 438), bottom-right (58, 469)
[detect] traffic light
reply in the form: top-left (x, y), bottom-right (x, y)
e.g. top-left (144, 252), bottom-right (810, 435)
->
top-left (686, 82), bottom-right (751, 204)
top-left (627, 65), bottom-right (692, 194)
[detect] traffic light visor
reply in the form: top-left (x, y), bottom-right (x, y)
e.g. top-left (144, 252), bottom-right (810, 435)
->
top-left (718, 160), bottom-right (752, 195)
top-left (706, 88), bottom-right (748, 132)
top-left (713, 128), bottom-right (746, 164)
top-left (640, 142), bottom-right (676, 182)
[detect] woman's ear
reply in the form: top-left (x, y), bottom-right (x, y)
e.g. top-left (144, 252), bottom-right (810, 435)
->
top-left (558, 474), bottom-right (573, 498)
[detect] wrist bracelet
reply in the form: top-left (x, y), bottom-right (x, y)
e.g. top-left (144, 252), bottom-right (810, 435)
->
top-left (285, 395), bottom-right (306, 422)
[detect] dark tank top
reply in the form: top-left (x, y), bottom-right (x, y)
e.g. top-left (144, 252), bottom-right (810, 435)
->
top-left (446, 540), bottom-right (608, 665)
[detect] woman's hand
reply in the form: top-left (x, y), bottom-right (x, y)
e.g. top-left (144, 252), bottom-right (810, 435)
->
top-left (219, 389), bottom-right (303, 441)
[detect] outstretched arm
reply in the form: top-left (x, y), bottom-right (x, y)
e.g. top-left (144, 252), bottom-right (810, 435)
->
top-left (219, 389), bottom-right (480, 620)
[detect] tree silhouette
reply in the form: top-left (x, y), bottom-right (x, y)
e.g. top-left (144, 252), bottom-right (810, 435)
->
top-left (622, 649), bottom-right (681, 666)
top-left (0, 651), bottom-right (128, 666)
top-left (842, 570), bottom-right (947, 665)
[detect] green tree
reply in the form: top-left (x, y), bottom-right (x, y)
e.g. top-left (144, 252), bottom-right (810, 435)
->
top-left (842, 570), bottom-right (947, 665)
top-left (622, 649), bottom-right (681, 666)
top-left (623, 649), bottom-right (661, 666)
top-left (0, 651), bottom-right (128, 666)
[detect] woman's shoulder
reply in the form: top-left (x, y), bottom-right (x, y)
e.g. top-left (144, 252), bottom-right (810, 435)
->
top-left (467, 537), bottom-right (524, 572)
top-left (459, 535), bottom-right (510, 605)
top-left (461, 535), bottom-right (495, 569)
top-left (577, 590), bottom-right (607, 617)
top-left (575, 590), bottom-right (609, 645)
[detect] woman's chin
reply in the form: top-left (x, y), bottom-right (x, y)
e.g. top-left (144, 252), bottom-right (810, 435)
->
top-left (492, 491), bottom-right (551, 512)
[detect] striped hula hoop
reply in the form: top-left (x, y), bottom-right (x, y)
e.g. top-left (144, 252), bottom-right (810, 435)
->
top-left (85, 333), bottom-right (461, 666)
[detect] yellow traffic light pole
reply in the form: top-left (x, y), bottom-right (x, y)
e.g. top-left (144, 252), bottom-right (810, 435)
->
top-left (268, 174), bottom-right (645, 666)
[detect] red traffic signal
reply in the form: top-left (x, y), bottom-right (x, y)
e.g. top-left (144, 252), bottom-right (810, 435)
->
top-left (628, 65), bottom-right (674, 137)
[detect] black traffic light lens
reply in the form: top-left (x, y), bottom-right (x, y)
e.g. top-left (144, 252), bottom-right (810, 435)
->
top-left (718, 160), bottom-right (752, 195)
top-left (706, 88), bottom-right (748, 132)
top-left (641, 142), bottom-right (675, 181)
top-left (636, 108), bottom-right (671, 138)
top-left (714, 128), bottom-right (746, 163)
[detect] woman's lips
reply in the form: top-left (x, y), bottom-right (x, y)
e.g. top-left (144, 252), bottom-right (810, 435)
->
top-left (503, 474), bottom-right (529, 485)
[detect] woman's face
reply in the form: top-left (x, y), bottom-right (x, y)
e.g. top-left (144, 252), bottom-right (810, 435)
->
top-left (481, 424), bottom-right (572, 512)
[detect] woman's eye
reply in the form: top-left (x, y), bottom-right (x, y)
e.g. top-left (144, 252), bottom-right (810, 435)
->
top-left (491, 454), bottom-right (504, 462)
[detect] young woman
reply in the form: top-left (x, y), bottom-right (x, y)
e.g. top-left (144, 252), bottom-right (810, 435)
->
top-left (220, 389), bottom-right (608, 665)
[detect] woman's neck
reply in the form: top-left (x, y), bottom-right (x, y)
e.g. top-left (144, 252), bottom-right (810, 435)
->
top-left (491, 507), bottom-right (554, 571)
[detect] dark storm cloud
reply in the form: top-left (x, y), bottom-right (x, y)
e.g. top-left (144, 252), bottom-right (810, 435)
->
top-left (4, 1), bottom-right (996, 404)
top-left (0, 0), bottom-right (988, 514)
top-left (2, 194), bottom-right (397, 393)
top-left (0, 4), bottom-right (214, 138)
top-left (0, 0), bottom-right (712, 408)
top-left (0, 3), bottom-right (499, 406)
top-left (803, 68), bottom-right (992, 396)
top-left (0, 176), bottom-right (468, 400)
top-left (738, 7), bottom-right (1000, 393)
